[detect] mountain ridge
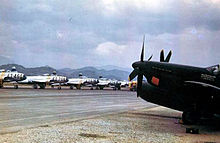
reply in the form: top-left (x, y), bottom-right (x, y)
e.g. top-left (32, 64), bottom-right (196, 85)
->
top-left (0, 64), bottom-right (129, 80)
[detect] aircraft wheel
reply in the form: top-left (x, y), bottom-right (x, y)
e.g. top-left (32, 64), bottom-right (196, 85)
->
top-left (90, 87), bottom-right (93, 90)
top-left (39, 84), bottom-right (46, 89)
top-left (76, 85), bottom-right (81, 90)
top-left (14, 85), bottom-right (18, 89)
top-left (99, 86), bottom-right (104, 90)
top-left (33, 84), bottom-right (38, 89)
top-left (58, 86), bottom-right (61, 90)
top-left (70, 86), bottom-right (73, 90)
top-left (182, 111), bottom-right (200, 125)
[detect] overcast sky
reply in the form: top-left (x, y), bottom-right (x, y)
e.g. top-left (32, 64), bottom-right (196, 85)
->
top-left (0, 0), bottom-right (220, 69)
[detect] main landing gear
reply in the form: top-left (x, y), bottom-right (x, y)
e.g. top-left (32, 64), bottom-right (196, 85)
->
top-left (14, 84), bottom-right (18, 89)
top-left (182, 111), bottom-right (200, 125)
top-left (70, 85), bottom-right (73, 90)
top-left (58, 86), bottom-right (61, 90)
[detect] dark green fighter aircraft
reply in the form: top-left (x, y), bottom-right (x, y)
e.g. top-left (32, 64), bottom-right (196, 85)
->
top-left (129, 37), bottom-right (220, 124)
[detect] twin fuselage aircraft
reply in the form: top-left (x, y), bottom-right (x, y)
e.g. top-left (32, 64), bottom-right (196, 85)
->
top-left (129, 37), bottom-right (220, 124)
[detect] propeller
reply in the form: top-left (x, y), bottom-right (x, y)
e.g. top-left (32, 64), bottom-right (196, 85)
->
top-left (160, 50), bottom-right (164, 62)
top-left (140, 36), bottom-right (145, 62)
top-left (129, 37), bottom-right (173, 97)
top-left (129, 36), bottom-right (152, 97)
top-left (148, 54), bottom-right (153, 61)
top-left (165, 50), bottom-right (172, 62)
top-left (160, 50), bottom-right (172, 63)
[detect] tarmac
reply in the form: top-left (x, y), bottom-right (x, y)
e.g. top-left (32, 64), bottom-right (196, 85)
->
top-left (0, 87), bottom-right (154, 134)
top-left (0, 87), bottom-right (220, 143)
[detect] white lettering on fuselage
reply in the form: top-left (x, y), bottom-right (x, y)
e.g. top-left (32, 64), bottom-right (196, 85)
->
top-left (201, 74), bottom-right (216, 82)
top-left (152, 67), bottom-right (172, 73)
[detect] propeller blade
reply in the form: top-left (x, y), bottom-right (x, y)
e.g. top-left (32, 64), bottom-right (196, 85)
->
top-left (165, 50), bottom-right (172, 62)
top-left (140, 35), bottom-right (145, 62)
top-left (160, 49), bottom-right (164, 62)
top-left (148, 54), bottom-right (153, 61)
top-left (137, 73), bottom-right (143, 97)
top-left (128, 68), bottom-right (139, 81)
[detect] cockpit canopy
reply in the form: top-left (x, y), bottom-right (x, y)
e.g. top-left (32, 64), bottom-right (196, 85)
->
top-left (206, 65), bottom-right (220, 75)
top-left (11, 66), bottom-right (17, 72)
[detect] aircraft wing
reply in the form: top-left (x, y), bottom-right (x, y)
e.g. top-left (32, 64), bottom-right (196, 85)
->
top-left (66, 78), bottom-right (87, 85)
top-left (184, 81), bottom-right (220, 91)
top-left (8, 81), bottom-right (18, 84)
top-left (97, 83), bottom-right (108, 86)
top-left (31, 79), bottom-right (48, 83)
top-left (67, 81), bottom-right (81, 85)
top-left (51, 83), bottom-right (66, 86)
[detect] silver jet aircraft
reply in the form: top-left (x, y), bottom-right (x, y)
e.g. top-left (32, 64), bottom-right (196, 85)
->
top-left (66, 73), bottom-right (98, 89)
top-left (0, 66), bottom-right (26, 89)
top-left (19, 71), bottom-right (68, 89)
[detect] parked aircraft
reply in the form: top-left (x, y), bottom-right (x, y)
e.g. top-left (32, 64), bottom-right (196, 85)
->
top-left (83, 77), bottom-right (99, 90)
top-left (109, 79), bottom-right (121, 90)
top-left (65, 73), bottom-right (87, 89)
top-left (96, 76), bottom-right (111, 90)
top-left (119, 80), bottom-right (129, 87)
top-left (0, 67), bottom-right (26, 89)
top-left (18, 71), bottom-right (68, 89)
top-left (129, 36), bottom-right (220, 124)
top-left (96, 76), bottom-right (123, 90)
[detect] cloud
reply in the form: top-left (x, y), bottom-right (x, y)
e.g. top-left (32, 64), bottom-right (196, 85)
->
top-left (0, 0), bottom-right (220, 69)
top-left (90, 27), bottom-right (220, 68)
top-left (95, 0), bottom-right (220, 34)
top-left (95, 42), bottom-right (126, 56)
top-left (99, 0), bottom-right (175, 15)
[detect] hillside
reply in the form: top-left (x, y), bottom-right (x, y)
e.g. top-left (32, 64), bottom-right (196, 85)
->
top-left (0, 64), bottom-right (130, 80)
top-left (58, 67), bottom-right (129, 80)
top-left (0, 64), bottom-right (56, 76)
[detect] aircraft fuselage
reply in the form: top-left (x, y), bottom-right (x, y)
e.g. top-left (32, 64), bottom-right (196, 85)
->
top-left (134, 61), bottom-right (220, 116)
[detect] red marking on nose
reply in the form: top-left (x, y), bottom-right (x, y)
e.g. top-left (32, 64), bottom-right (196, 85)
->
top-left (151, 76), bottom-right (159, 86)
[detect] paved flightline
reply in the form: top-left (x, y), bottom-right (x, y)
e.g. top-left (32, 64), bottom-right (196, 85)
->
top-left (0, 89), bottom-right (155, 134)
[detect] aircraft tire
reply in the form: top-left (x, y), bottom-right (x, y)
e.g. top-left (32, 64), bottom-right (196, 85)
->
top-left (70, 86), bottom-right (73, 89)
top-left (99, 86), bottom-right (104, 90)
top-left (39, 84), bottom-right (46, 89)
top-left (33, 84), bottom-right (38, 89)
top-left (182, 111), bottom-right (200, 125)
top-left (58, 86), bottom-right (61, 90)
top-left (76, 85), bottom-right (81, 90)
top-left (14, 85), bottom-right (18, 89)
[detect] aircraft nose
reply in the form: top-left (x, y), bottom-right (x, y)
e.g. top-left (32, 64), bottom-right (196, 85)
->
top-left (132, 61), bottom-right (142, 68)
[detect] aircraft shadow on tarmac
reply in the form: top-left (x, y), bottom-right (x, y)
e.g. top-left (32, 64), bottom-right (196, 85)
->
top-left (125, 112), bottom-right (220, 134)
